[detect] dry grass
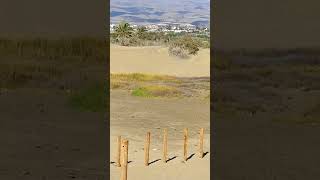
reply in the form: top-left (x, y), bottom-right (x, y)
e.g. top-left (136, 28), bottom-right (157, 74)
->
top-left (110, 73), bottom-right (209, 99)
top-left (110, 73), bottom-right (182, 91)
top-left (0, 37), bottom-right (107, 61)
top-left (0, 62), bottom-right (62, 88)
top-left (110, 80), bottom-right (130, 89)
top-left (110, 73), bottom-right (180, 83)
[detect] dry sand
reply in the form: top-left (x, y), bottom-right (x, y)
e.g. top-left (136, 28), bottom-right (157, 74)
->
top-left (110, 45), bottom-right (210, 180)
top-left (110, 45), bottom-right (210, 77)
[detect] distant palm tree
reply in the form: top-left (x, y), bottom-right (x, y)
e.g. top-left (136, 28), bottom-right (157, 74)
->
top-left (114, 21), bottom-right (134, 46)
top-left (136, 26), bottom-right (147, 39)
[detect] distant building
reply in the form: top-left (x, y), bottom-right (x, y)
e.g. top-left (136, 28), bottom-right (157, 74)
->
top-left (131, 24), bottom-right (138, 30)
top-left (145, 24), bottom-right (159, 32)
top-left (109, 22), bottom-right (208, 34)
top-left (110, 24), bottom-right (116, 32)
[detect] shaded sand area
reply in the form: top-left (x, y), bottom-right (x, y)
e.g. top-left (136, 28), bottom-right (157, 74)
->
top-left (110, 45), bottom-right (210, 77)
top-left (110, 45), bottom-right (210, 179)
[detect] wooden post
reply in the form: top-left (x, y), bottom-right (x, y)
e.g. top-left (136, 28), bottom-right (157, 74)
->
top-left (144, 132), bottom-right (151, 166)
top-left (183, 128), bottom-right (188, 161)
top-left (116, 136), bottom-right (121, 167)
top-left (120, 139), bottom-right (128, 180)
top-left (162, 128), bottom-right (168, 163)
top-left (199, 128), bottom-right (204, 158)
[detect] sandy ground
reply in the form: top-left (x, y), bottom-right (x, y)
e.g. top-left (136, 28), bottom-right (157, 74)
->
top-left (0, 88), bottom-right (108, 180)
top-left (212, 56), bottom-right (320, 179)
top-left (0, 56), bottom-right (109, 180)
top-left (110, 45), bottom-right (210, 77)
top-left (110, 45), bottom-right (211, 180)
top-left (110, 91), bottom-right (210, 180)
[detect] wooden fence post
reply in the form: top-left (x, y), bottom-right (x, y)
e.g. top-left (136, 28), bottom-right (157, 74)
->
top-left (162, 128), bottom-right (168, 163)
top-left (116, 136), bottom-right (121, 167)
top-left (183, 128), bottom-right (188, 161)
top-left (120, 139), bottom-right (128, 180)
top-left (144, 132), bottom-right (151, 166)
top-left (199, 128), bottom-right (204, 158)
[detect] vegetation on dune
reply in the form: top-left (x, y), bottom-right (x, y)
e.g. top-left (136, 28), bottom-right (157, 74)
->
top-left (272, 108), bottom-right (320, 126)
top-left (223, 48), bottom-right (320, 57)
top-left (110, 73), bottom-right (180, 83)
top-left (0, 37), bottom-right (107, 61)
top-left (111, 21), bottom-right (210, 51)
top-left (0, 63), bottom-right (63, 89)
top-left (110, 73), bottom-right (181, 91)
top-left (136, 26), bottom-right (148, 39)
top-left (110, 73), bottom-right (209, 99)
top-left (213, 53), bottom-right (233, 70)
top-left (113, 21), bottom-right (134, 46)
top-left (213, 51), bottom-right (320, 126)
top-left (68, 83), bottom-right (107, 112)
top-left (0, 37), bottom-right (107, 92)
top-left (168, 35), bottom-right (200, 58)
top-left (131, 85), bottom-right (181, 98)
top-left (110, 80), bottom-right (130, 89)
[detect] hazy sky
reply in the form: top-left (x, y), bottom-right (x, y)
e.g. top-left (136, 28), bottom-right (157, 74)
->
top-left (110, 0), bottom-right (209, 25)
top-left (0, 0), bottom-right (107, 37)
top-left (214, 0), bottom-right (320, 49)
top-left (1, 0), bottom-right (320, 49)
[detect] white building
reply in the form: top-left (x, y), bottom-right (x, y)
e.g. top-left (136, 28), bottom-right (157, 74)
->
top-left (110, 24), bottom-right (116, 32)
top-left (145, 24), bottom-right (159, 31)
top-left (131, 24), bottom-right (138, 30)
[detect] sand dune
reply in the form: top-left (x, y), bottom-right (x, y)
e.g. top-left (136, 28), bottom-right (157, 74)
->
top-left (110, 45), bottom-right (210, 77)
top-left (110, 44), bottom-right (210, 180)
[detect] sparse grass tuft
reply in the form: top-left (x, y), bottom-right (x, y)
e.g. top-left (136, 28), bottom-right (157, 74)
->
top-left (110, 80), bottom-right (130, 89)
top-left (68, 83), bottom-right (107, 112)
top-left (272, 114), bottom-right (320, 126)
top-left (0, 63), bottom-right (63, 89)
top-left (254, 68), bottom-right (274, 77)
top-left (131, 85), bottom-right (181, 98)
top-left (111, 73), bottom-right (179, 82)
top-left (213, 54), bottom-right (233, 70)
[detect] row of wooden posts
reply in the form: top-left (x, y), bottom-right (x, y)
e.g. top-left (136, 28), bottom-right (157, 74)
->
top-left (116, 128), bottom-right (205, 180)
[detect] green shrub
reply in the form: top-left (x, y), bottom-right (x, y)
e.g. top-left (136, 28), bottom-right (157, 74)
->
top-left (168, 36), bottom-right (200, 58)
top-left (168, 46), bottom-right (189, 59)
top-left (68, 83), bottom-right (107, 112)
top-left (213, 54), bottom-right (233, 70)
top-left (131, 85), bottom-right (181, 98)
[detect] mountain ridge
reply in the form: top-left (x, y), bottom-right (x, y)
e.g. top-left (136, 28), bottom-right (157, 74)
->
top-left (110, 0), bottom-right (210, 26)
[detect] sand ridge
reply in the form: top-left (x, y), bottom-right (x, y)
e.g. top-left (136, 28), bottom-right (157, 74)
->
top-left (110, 45), bottom-right (210, 77)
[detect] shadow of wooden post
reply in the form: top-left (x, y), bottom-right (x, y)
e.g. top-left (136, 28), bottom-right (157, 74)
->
top-left (144, 132), bottom-right (151, 166)
top-left (116, 136), bottom-right (121, 167)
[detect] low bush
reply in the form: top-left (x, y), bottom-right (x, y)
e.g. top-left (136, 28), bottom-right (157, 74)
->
top-left (213, 54), bottom-right (233, 70)
top-left (168, 46), bottom-right (189, 58)
top-left (168, 36), bottom-right (200, 58)
top-left (131, 85), bottom-right (181, 98)
top-left (68, 83), bottom-right (107, 112)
